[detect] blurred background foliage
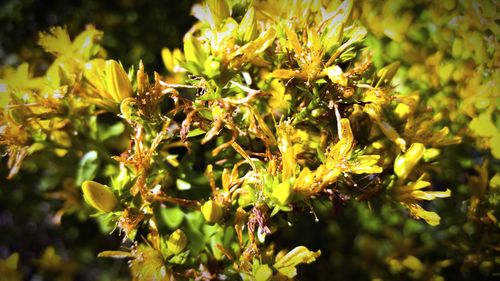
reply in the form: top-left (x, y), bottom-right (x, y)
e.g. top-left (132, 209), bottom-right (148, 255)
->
top-left (0, 0), bottom-right (195, 71)
top-left (0, 0), bottom-right (498, 280)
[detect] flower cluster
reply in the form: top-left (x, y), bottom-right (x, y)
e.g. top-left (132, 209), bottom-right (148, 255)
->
top-left (0, 0), bottom-right (473, 280)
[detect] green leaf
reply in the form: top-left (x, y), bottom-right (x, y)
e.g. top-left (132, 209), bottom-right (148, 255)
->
top-left (160, 206), bottom-right (185, 229)
top-left (176, 178), bottom-right (192, 190)
top-left (272, 181), bottom-right (293, 206)
top-left (76, 150), bottom-right (100, 185)
top-left (99, 122), bottom-right (125, 141)
top-left (168, 250), bottom-right (189, 264)
top-left (187, 128), bottom-right (207, 137)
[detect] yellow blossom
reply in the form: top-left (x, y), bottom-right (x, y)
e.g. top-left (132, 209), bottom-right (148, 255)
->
top-left (394, 175), bottom-right (451, 226)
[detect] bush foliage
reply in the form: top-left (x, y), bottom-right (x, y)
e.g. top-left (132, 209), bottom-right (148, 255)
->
top-left (0, 0), bottom-right (498, 280)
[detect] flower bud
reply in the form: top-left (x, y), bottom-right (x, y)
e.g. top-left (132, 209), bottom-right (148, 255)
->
top-left (136, 60), bottom-right (149, 94)
top-left (105, 60), bottom-right (133, 103)
top-left (82, 180), bottom-right (118, 213)
top-left (167, 229), bottom-right (187, 254)
top-left (207, 0), bottom-right (230, 21)
top-left (238, 7), bottom-right (258, 42)
top-left (200, 199), bottom-right (223, 223)
top-left (377, 61), bottom-right (400, 86)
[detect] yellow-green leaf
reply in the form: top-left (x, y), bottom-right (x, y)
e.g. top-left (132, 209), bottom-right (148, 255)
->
top-left (376, 61), bottom-right (400, 86)
top-left (167, 229), bottom-right (188, 254)
top-left (201, 199), bottom-right (224, 223)
top-left (254, 264), bottom-right (273, 281)
top-left (272, 181), bottom-right (293, 206)
top-left (470, 112), bottom-right (497, 137)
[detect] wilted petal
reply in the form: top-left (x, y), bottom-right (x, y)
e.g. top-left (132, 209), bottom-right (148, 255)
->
top-left (238, 7), bottom-right (258, 42)
top-left (411, 189), bottom-right (451, 200)
top-left (394, 143), bottom-right (425, 180)
top-left (407, 204), bottom-right (441, 226)
top-left (350, 155), bottom-right (383, 174)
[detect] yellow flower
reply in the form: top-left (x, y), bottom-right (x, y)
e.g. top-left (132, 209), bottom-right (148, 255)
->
top-left (394, 177), bottom-right (451, 202)
top-left (38, 26), bottom-right (72, 57)
top-left (394, 175), bottom-right (451, 226)
top-left (38, 25), bottom-right (102, 60)
top-left (324, 119), bottom-right (382, 176)
top-left (0, 63), bottom-right (45, 107)
top-left (37, 26), bottom-right (103, 87)
top-left (192, 0), bottom-right (230, 29)
top-left (294, 119), bottom-right (382, 195)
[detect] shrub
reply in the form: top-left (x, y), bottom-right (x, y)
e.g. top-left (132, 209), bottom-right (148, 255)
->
top-left (1, 0), bottom-right (498, 280)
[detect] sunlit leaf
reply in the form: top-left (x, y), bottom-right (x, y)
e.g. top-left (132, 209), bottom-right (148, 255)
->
top-left (76, 150), bottom-right (100, 185)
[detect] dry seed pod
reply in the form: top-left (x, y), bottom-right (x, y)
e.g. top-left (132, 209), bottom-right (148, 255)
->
top-left (82, 180), bottom-right (118, 213)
